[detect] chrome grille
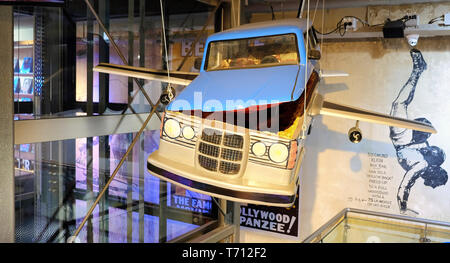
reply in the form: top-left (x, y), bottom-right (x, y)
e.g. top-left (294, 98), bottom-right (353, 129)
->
top-left (201, 129), bottom-right (222, 144)
top-left (198, 155), bottom-right (218, 172)
top-left (221, 148), bottom-right (243, 161)
top-left (199, 142), bottom-right (220, 157)
top-left (223, 133), bottom-right (244, 148)
top-left (197, 128), bottom-right (244, 175)
top-left (219, 161), bottom-right (240, 175)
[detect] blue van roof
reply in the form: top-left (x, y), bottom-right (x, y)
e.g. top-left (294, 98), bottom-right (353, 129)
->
top-left (206, 18), bottom-right (310, 42)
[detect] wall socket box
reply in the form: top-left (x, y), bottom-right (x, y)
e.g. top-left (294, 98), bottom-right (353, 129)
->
top-left (342, 17), bottom-right (358, 31)
top-left (405, 14), bottom-right (419, 27)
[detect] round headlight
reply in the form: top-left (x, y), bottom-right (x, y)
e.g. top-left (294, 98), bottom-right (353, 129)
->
top-left (251, 142), bottom-right (266, 157)
top-left (269, 143), bottom-right (289, 163)
top-left (163, 119), bottom-right (181, 138)
top-left (182, 126), bottom-right (195, 140)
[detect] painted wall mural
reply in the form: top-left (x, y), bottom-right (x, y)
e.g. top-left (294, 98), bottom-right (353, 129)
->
top-left (389, 49), bottom-right (447, 215)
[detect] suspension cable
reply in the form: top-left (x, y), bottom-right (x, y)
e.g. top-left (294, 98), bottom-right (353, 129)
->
top-left (160, 0), bottom-right (172, 89)
top-left (301, 0), bottom-right (310, 136)
top-left (320, 0), bottom-right (325, 50)
top-left (311, 0), bottom-right (320, 25)
top-left (297, 0), bottom-right (304, 18)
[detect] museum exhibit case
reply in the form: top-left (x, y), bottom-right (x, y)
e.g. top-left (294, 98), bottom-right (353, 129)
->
top-left (303, 208), bottom-right (450, 243)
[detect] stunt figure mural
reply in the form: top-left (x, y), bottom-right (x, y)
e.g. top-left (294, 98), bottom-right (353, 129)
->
top-left (390, 49), bottom-right (448, 215)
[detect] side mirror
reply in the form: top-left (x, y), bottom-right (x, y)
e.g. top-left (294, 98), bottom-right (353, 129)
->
top-left (308, 50), bottom-right (321, 60)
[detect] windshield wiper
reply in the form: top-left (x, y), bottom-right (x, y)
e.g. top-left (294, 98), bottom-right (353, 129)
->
top-left (290, 65), bottom-right (302, 100)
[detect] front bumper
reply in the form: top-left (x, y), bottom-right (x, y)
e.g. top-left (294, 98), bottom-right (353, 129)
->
top-left (148, 162), bottom-right (296, 206)
top-left (147, 146), bottom-right (298, 207)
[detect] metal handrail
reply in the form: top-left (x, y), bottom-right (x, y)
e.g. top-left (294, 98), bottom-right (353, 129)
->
top-left (302, 208), bottom-right (347, 243)
top-left (168, 220), bottom-right (219, 243)
top-left (187, 225), bottom-right (236, 243)
top-left (345, 208), bottom-right (450, 228)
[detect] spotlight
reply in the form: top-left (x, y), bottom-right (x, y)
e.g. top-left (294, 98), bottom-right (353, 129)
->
top-left (160, 86), bottom-right (176, 105)
top-left (348, 120), bottom-right (362, 143)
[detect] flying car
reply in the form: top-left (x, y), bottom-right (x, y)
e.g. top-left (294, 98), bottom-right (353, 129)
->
top-left (94, 18), bottom-right (436, 207)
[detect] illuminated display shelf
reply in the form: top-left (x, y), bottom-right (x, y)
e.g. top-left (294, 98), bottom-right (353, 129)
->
top-left (14, 38), bottom-right (34, 103)
top-left (15, 73), bottom-right (33, 76)
top-left (14, 93), bottom-right (33, 97)
top-left (14, 40), bottom-right (34, 47)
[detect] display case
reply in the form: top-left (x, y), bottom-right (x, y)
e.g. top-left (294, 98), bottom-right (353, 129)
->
top-left (14, 13), bottom-right (35, 104)
top-left (14, 50), bottom-right (35, 101)
top-left (303, 208), bottom-right (450, 243)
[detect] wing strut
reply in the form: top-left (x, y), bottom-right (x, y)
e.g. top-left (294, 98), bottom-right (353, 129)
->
top-left (93, 63), bottom-right (198, 86)
top-left (310, 94), bottom-right (437, 134)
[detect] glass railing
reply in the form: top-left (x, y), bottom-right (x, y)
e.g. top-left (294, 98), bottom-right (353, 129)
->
top-left (303, 208), bottom-right (450, 243)
top-left (14, 130), bottom-right (218, 243)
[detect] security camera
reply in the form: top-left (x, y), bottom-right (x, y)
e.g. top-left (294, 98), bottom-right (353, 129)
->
top-left (348, 121), bottom-right (362, 143)
top-left (406, 34), bottom-right (419, 47)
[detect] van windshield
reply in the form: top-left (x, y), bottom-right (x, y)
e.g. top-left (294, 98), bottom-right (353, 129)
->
top-left (205, 34), bottom-right (299, 71)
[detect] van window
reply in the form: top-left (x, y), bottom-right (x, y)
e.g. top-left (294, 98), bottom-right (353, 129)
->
top-left (205, 33), bottom-right (299, 71)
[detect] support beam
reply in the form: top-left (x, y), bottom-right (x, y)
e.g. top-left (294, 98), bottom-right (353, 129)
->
top-left (126, 0), bottom-right (134, 243)
top-left (86, 0), bottom-right (94, 116)
top-left (0, 5), bottom-right (15, 243)
top-left (98, 135), bottom-right (110, 243)
top-left (222, 0), bottom-right (243, 30)
top-left (159, 0), bottom-right (168, 243)
top-left (86, 136), bottom-right (94, 243)
top-left (138, 0), bottom-right (146, 243)
top-left (231, 0), bottom-right (243, 27)
top-left (98, 0), bottom-right (110, 114)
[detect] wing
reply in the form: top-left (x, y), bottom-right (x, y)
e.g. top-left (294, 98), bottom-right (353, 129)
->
top-left (310, 94), bottom-right (437, 134)
top-left (93, 63), bottom-right (199, 86)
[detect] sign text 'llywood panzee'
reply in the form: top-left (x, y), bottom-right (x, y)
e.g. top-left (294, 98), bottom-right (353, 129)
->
top-left (94, 18), bottom-right (436, 207)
